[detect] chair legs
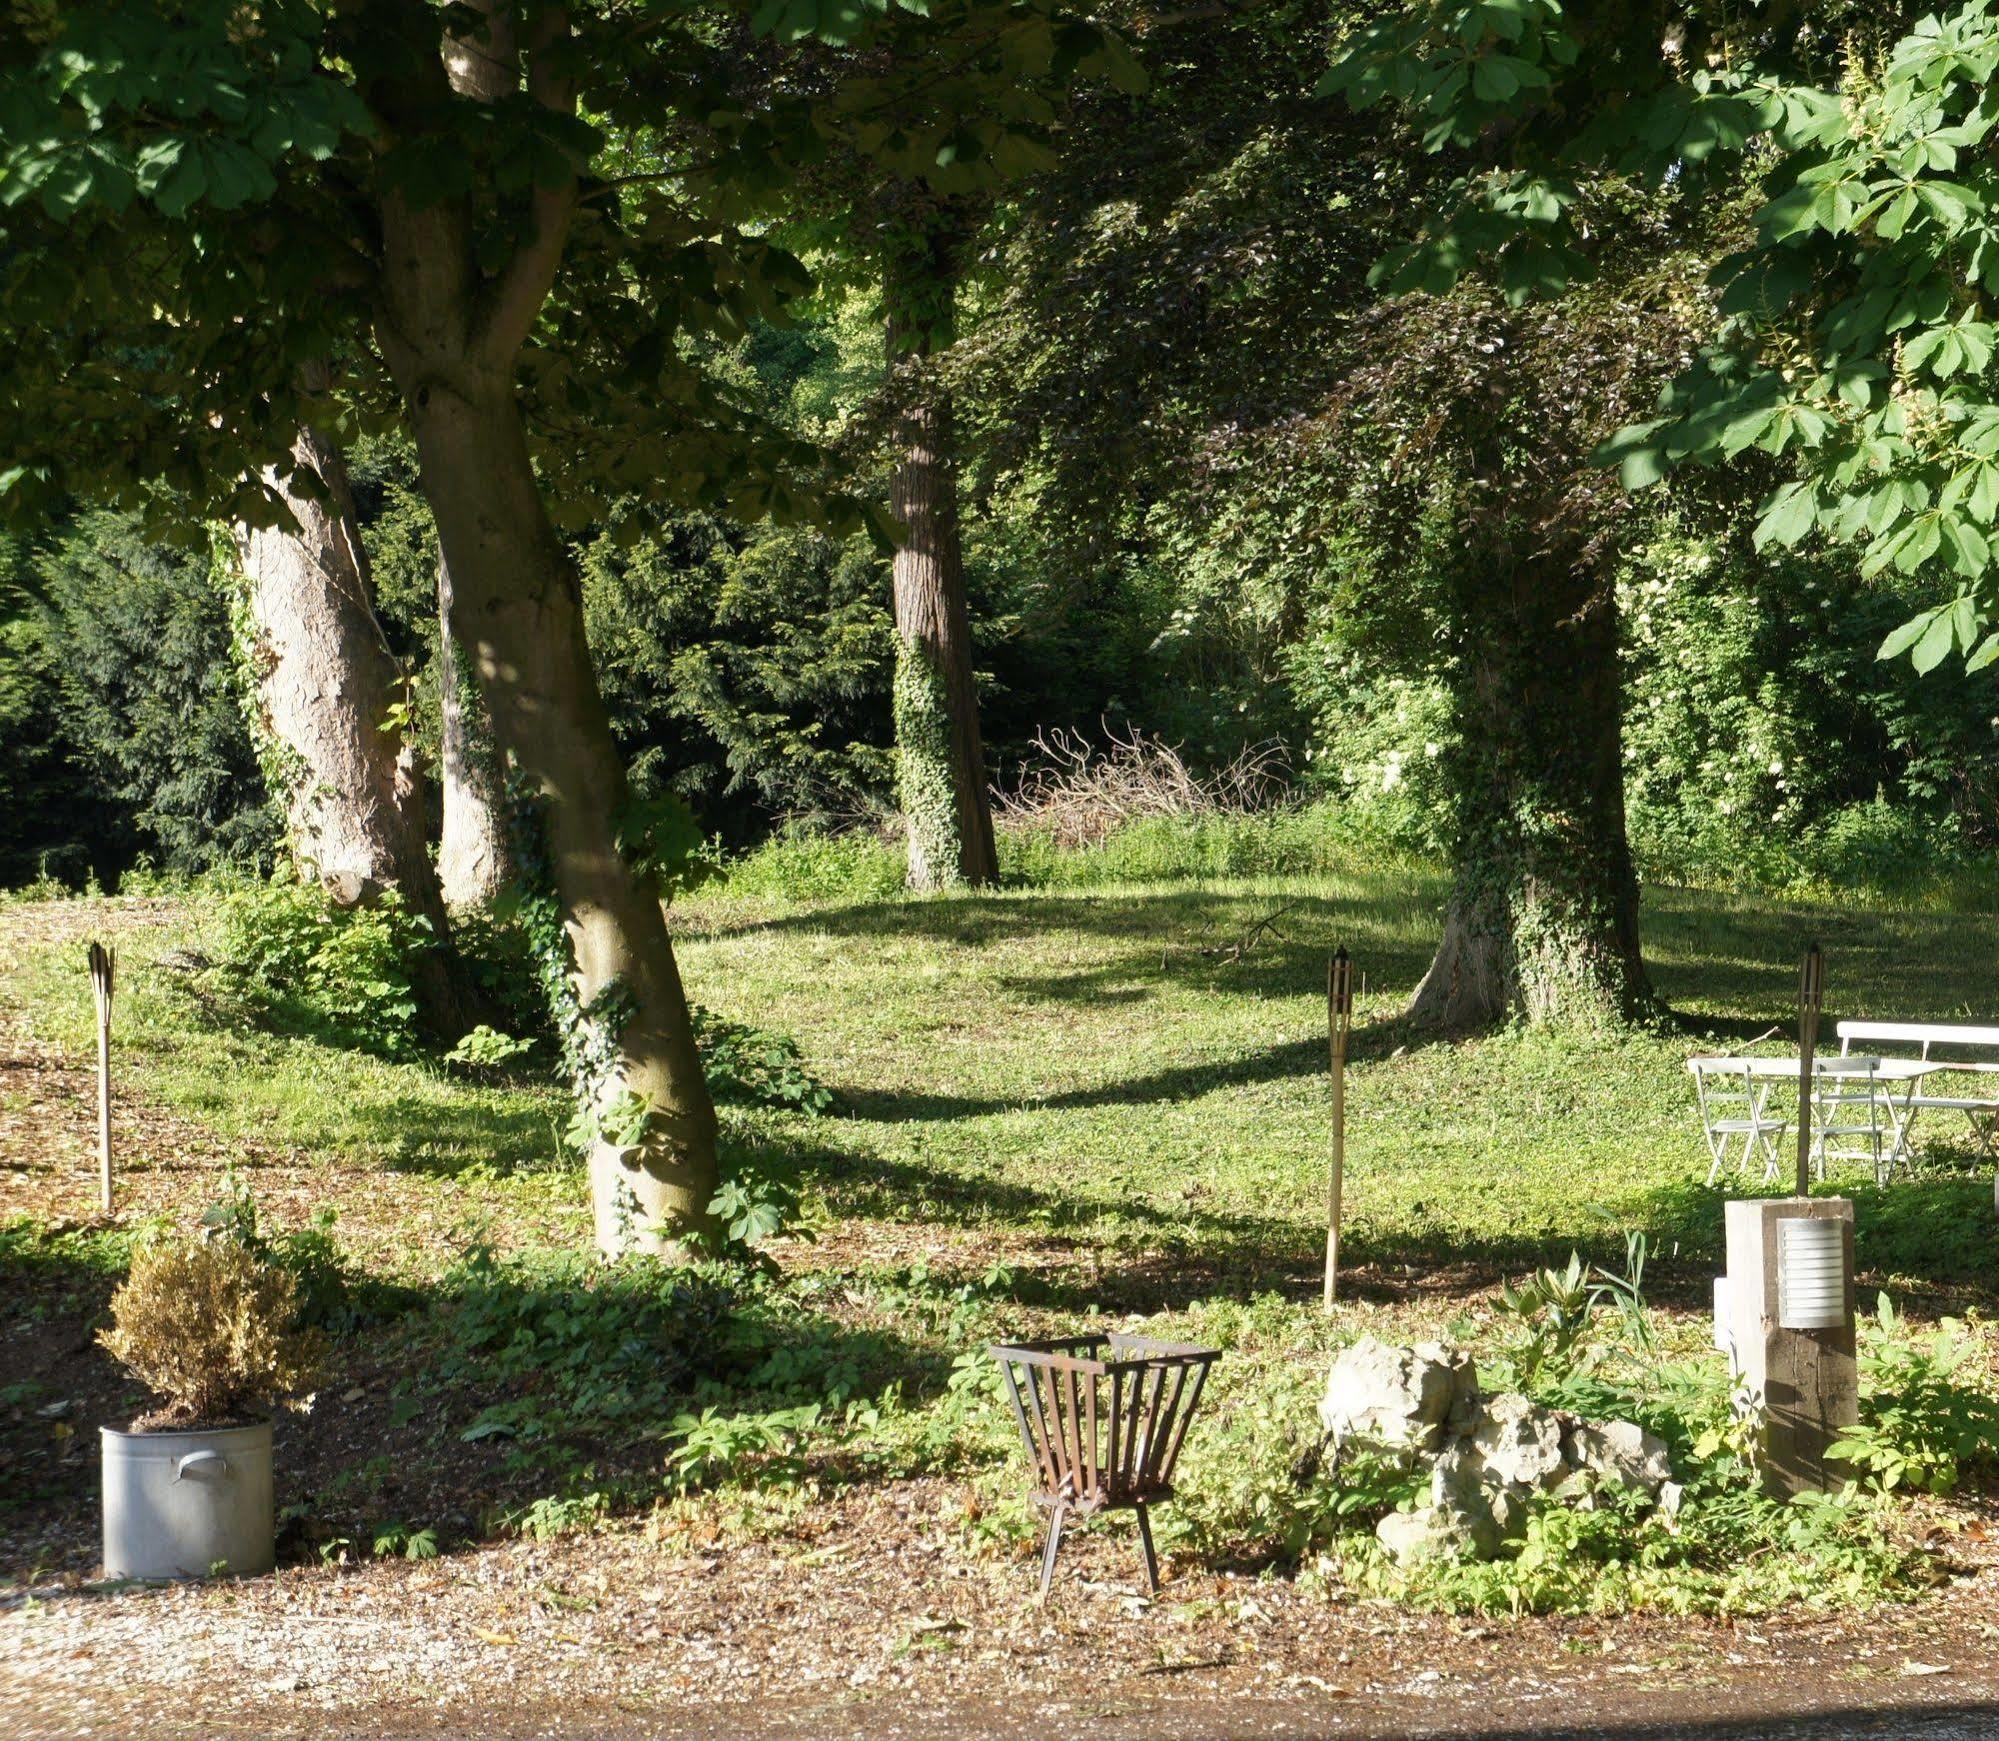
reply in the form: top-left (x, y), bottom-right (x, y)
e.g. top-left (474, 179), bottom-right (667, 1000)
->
top-left (1036, 1501), bottom-right (1163, 1598)
top-left (1037, 1501), bottom-right (1067, 1599)
top-left (1134, 1501), bottom-right (1159, 1596)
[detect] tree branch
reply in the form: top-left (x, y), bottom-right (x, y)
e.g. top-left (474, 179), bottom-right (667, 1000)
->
top-left (474, 5), bottom-right (579, 368)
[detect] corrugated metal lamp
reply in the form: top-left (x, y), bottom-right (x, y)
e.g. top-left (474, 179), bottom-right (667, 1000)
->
top-left (1777, 1216), bottom-right (1849, 1331)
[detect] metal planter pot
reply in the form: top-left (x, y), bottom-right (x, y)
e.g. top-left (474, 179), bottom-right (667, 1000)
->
top-left (101, 1421), bottom-right (275, 1580)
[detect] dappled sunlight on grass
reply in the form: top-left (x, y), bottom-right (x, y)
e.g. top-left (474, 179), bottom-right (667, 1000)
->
top-left (677, 874), bottom-right (1999, 1313)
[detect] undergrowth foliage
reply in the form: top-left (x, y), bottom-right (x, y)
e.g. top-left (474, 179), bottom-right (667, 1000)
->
top-left (209, 874), bottom-right (836, 1121)
top-left (1130, 1256), bottom-right (1982, 1618)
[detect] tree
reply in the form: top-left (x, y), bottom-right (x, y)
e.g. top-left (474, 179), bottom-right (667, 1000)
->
top-left (1317, 1), bottom-right (1999, 670)
top-left (1312, 1), bottom-right (1942, 1026)
top-left (435, 552), bottom-right (517, 908)
top-left (964, 1), bottom-right (1689, 1027)
top-left (765, 10), bottom-right (1141, 890)
top-left (881, 195), bottom-right (998, 888)
top-left (0, 0), bottom-right (1127, 1250)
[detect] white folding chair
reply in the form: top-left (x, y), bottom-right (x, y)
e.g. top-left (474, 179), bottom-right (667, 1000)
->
top-left (1811, 1056), bottom-right (1893, 1185)
top-left (1689, 1059), bottom-right (1789, 1186)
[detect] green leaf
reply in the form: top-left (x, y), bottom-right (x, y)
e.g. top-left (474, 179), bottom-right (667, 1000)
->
top-left (1912, 608), bottom-right (1957, 673)
top-left (1878, 611), bottom-right (1937, 661)
top-left (1753, 481), bottom-right (1818, 549)
top-left (1595, 419), bottom-right (1670, 489)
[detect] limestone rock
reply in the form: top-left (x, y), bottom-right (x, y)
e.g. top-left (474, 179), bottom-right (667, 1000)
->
top-left (1472, 1393), bottom-right (1569, 1491)
top-left (1564, 1418), bottom-right (1672, 1498)
top-left (1430, 1437), bottom-right (1525, 1557)
top-left (1319, 1337), bottom-right (1480, 1461)
top-left (1376, 1506), bottom-right (1456, 1564)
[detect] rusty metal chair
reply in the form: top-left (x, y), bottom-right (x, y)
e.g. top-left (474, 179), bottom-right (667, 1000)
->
top-left (988, 1332), bottom-right (1219, 1596)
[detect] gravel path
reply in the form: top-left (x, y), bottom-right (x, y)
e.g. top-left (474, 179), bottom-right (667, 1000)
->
top-left (7, 1527), bottom-right (1999, 1741)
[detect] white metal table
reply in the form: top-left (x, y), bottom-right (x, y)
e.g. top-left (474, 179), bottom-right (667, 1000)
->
top-left (1690, 1055), bottom-right (1941, 1185)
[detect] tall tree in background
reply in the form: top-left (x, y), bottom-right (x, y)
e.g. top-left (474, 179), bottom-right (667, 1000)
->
top-left (882, 194), bottom-right (997, 888)
top-left (1328, 286), bottom-right (1675, 1030)
top-left (782, 10), bottom-right (1140, 889)
top-left (968, 1), bottom-right (1677, 1027)
top-left (434, 553), bottom-right (516, 908)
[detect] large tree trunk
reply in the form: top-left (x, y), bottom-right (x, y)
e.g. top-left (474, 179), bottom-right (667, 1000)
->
top-left (436, 553), bottom-right (515, 908)
top-left (885, 270), bottom-right (997, 892)
top-left (233, 424), bottom-right (464, 1036)
top-left (1407, 558), bottom-right (1656, 1032)
top-left (412, 377), bottom-right (718, 1254)
top-left (369, 0), bottom-right (716, 1254)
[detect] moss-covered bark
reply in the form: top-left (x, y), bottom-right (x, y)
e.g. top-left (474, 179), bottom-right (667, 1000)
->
top-left (1408, 559), bottom-right (1658, 1032)
top-left (884, 209), bottom-right (998, 892)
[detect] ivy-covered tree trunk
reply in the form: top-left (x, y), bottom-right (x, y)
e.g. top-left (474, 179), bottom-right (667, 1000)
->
top-left (232, 423), bottom-right (464, 1036)
top-left (436, 553), bottom-right (515, 909)
top-left (885, 259), bottom-right (996, 892)
top-left (404, 378), bottom-right (718, 1254)
top-left (1407, 558), bottom-right (1657, 1032)
top-left (367, 0), bottom-right (718, 1256)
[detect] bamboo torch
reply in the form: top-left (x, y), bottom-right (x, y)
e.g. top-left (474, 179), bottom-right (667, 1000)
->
top-left (1796, 941), bottom-right (1824, 1200)
top-left (88, 940), bottom-right (115, 1214)
top-left (1324, 947), bottom-right (1355, 1311)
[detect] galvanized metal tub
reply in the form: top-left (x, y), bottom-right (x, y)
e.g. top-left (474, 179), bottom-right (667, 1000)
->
top-left (101, 1421), bottom-right (274, 1580)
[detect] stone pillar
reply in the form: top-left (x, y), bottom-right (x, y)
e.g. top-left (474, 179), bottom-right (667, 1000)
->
top-left (1720, 1196), bottom-right (1858, 1498)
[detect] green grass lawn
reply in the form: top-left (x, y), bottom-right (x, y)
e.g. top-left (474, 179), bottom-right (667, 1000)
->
top-left (9, 863), bottom-right (1998, 1303)
top-left (4, 852), bottom-right (1996, 1612)
top-left (673, 868), bottom-right (1999, 1310)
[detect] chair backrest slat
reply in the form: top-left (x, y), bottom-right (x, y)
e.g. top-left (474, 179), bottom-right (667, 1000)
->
top-left (1160, 1358), bottom-right (1211, 1485)
top-left (988, 1334), bottom-right (1219, 1509)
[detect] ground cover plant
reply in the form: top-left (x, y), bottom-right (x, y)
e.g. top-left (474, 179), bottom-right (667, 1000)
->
top-left (3, 821), bottom-right (1997, 1622)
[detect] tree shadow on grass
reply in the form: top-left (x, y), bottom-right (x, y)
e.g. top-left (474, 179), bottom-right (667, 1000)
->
top-left (839, 1018), bottom-right (1485, 1125)
top-left (771, 1119), bottom-right (1999, 1321)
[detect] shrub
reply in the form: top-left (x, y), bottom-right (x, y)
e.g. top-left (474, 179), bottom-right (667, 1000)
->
top-left (693, 1007), bottom-right (835, 1115)
top-left (99, 1238), bottom-right (327, 1429)
top-left (215, 877), bottom-right (431, 1055)
top-left (1830, 1296), bottom-right (1999, 1495)
top-left (713, 829), bottom-right (907, 904)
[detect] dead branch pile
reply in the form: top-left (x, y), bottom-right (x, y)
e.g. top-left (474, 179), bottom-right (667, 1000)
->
top-left (993, 726), bottom-right (1290, 850)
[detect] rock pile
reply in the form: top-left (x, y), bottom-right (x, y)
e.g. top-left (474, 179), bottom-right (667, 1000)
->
top-left (1317, 1337), bottom-right (1680, 1563)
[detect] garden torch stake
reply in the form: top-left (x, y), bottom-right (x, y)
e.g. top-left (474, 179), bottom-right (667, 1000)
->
top-left (88, 941), bottom-right (115, 1214)
top-left (1797, 941), bottom-right (1823, 1199)
top-left (1324, 947), bottom-right (1355, 1311)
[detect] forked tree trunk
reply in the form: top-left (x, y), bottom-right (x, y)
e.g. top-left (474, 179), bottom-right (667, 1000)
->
top-left (371, 0), bottom-right (715, 1253)
top-left (409, 377), bottom-right (718, 1253)
top-left (436, 553), bottom-right (515, 908)
top-left (233, 425), bottom-right (464, 1036)
top-left (1407, 557), bottom-right (1656, 1032)
top-left (885, 276), bottom-right (997, 892)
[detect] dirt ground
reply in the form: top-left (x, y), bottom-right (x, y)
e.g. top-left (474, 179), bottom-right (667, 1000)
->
top-left (7, 1522), bottom-right (1999, 1740)
top-left (7, 900), bottom-right (1999, 1740)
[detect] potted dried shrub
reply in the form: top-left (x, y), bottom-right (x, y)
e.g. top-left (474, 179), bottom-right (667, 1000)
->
top-left (98, 1237), bottom-right (324, 1579)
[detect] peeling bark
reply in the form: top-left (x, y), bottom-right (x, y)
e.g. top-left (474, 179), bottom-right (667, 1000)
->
top-left (232, 424), bottom-right (464, 1036)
